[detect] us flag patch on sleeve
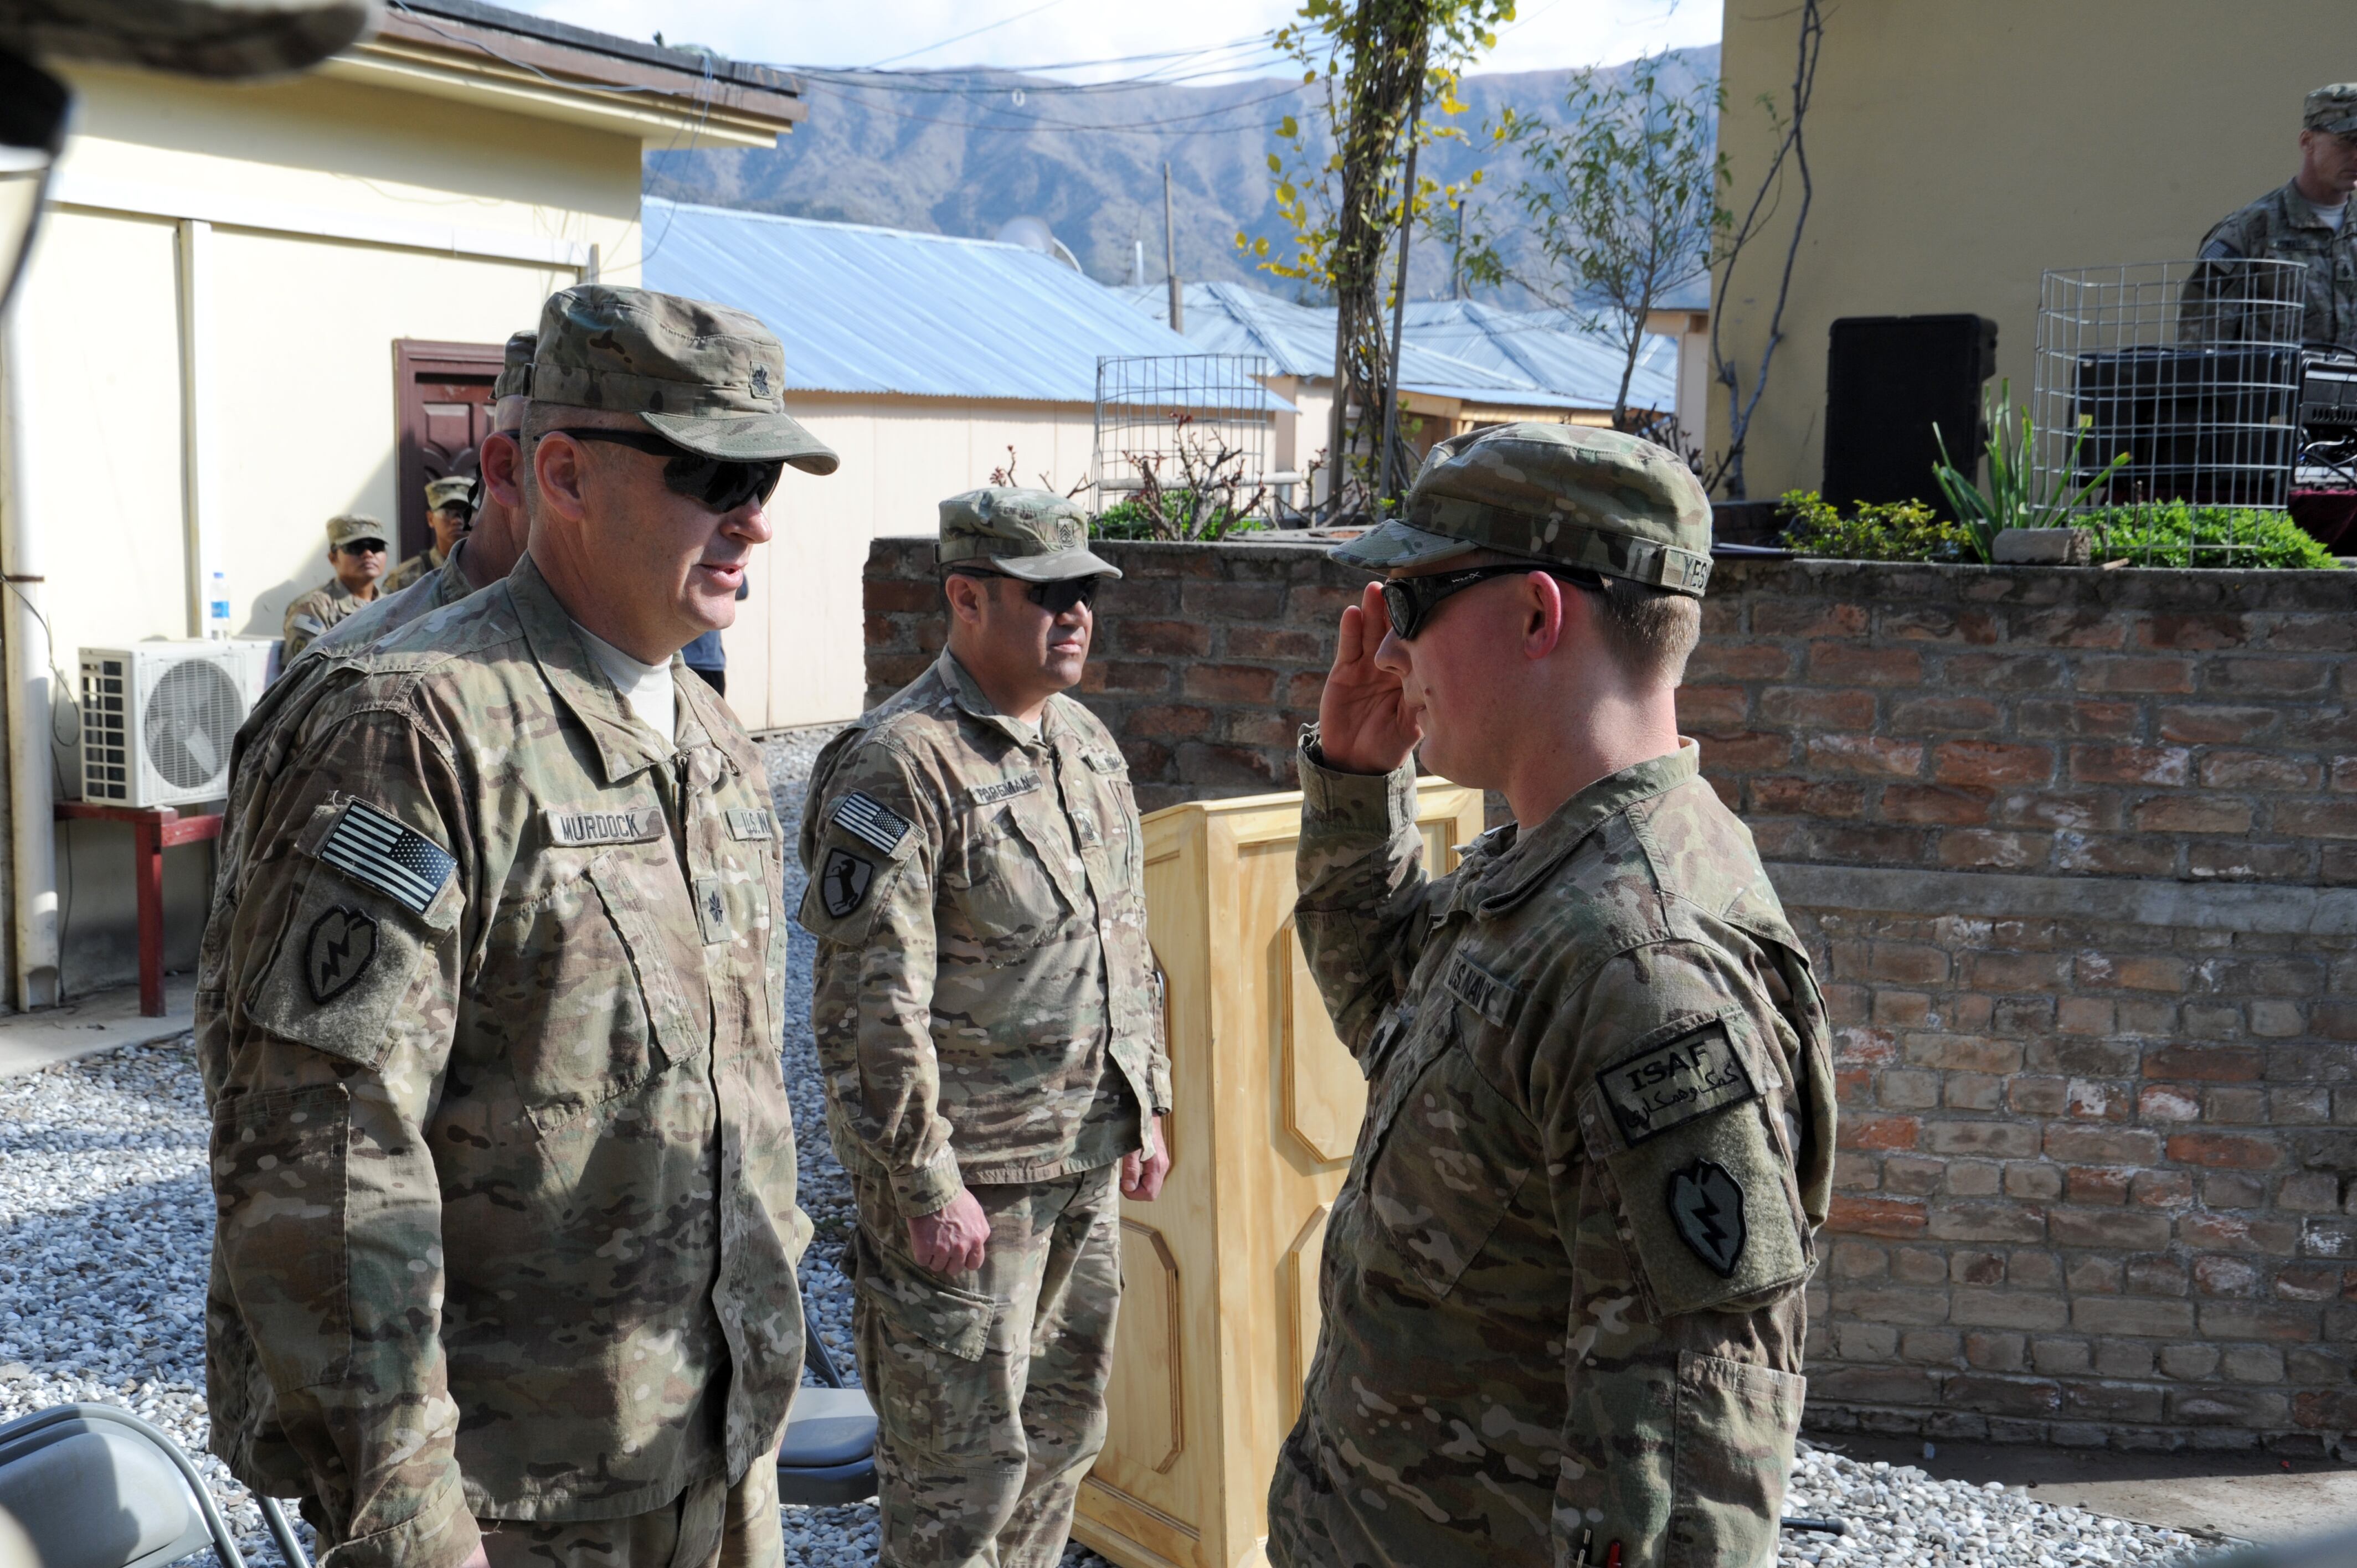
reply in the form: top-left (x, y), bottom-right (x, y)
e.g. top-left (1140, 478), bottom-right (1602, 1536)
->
top-left (832, 792), bottom-right (911, 856)
top-left (318, 800), bottom-right (456, 916)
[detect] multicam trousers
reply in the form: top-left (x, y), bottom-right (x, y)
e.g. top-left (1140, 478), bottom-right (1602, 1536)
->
top-left (476, 1453), bottom-right (784, 1568)
top-left (850, 1161), bottom-right (1123, 1568)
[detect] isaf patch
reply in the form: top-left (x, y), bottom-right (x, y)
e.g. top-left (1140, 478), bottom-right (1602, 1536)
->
top-left (820, 847), bottom-right (874, 919)
top-left (1668, 1158), bottom-right (1747, 1277)
top-left (305, 906), bottom-right (378, 1003)
top-left (832, 792), bottom-right (911, 855)
top-left (1597, 1020), bottom-right (1758, 1144)
top-left (318, 800), bottom-right (456, 915)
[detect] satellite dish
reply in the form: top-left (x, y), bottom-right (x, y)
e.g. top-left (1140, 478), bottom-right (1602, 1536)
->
top-left (995, 215), bottom-right (1082, 272)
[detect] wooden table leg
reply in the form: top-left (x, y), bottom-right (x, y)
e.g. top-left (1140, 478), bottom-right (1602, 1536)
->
top-left (135, 813), bottom-right (164, 1017)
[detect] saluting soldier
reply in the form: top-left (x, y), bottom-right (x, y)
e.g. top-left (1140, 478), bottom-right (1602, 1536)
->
top-left (1269, 424), bottom-right (1836, 1568)
top-left (798, 488), bottom-right (1173, 1568)
top-left (280, 513), bottom-right (386, 661)
top-left (199, 286), bottom-right (837, 1568)
top-left (385, 474), bottom-right (474, 593)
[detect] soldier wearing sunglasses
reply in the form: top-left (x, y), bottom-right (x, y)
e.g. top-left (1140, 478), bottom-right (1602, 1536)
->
top-left (202, 287), bottom-right (836, 1568)
top-left (1268, 422), bottom-right (1836, 1568)
top-left (279, 513), bottom-right (388, 661)
top-left (799, 488), bottom-right (1171, 1568)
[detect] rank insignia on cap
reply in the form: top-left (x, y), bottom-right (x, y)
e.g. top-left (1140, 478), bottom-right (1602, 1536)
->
top-left (751, 364), bottom-right (770, 396)
top-left (820, 847), bottom-right (874, 919)
top-left (832, 792), bottom-right (910, 856)
top-left (1668, 1158), bottom-right (1746, 1277)
top-left (318, 800), bottom-right (456, 915)
top-left (305, 906), bottom-right (378, 1003)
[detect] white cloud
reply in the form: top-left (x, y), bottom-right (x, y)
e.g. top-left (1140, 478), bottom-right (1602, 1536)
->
top-left (499, 0), bottom-right (1717, 80)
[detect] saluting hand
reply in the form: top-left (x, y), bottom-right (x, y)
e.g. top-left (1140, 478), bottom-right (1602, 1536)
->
top-left (909, 1189), bottom-right (991, 1275)
top-left (1316, 581), bottom-right (1420, 776)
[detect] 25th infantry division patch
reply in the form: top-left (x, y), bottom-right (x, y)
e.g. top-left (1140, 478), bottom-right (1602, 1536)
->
top-left (306, 906), bottom-right (378, 1003)
top-left (1668, 1158), bottom-right (1746, 1277)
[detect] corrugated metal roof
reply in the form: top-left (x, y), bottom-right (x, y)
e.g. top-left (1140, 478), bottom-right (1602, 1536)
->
top-left (644, 200), bottom-right (1270, 406)
top-left (1118, 282), bottom-right (1681, 413)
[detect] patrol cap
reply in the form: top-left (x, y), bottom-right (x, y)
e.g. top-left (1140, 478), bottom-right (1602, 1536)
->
top-left (325, 513), bottom-right (387, 550)
top-left (424, 474), bottom-right (474, 513)
top-left (0, 0), bottom-right (377, 77)
top-left (938, 487), bottom-right (1121, 582)
top-left (2306, 84), bottom-right (2357, 137)
top-left (1331, 421), bottom-right (1713, 599)
top-left (531, 285), bottom-right (837, 474)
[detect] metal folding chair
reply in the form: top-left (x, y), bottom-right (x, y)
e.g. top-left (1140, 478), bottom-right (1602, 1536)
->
top-left (775, 1311), bottom-right (878, 1507)
top-left (0, 1402), bottom-right (307, 1567)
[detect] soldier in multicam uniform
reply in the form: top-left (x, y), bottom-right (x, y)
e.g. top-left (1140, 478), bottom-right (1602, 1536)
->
top-left (2183, 85), bottom-right (2357, 352)
top-left (385, 474), bottom-right (475, 592)
top-left (797, 488), bottom-right (1174, 1568)
top-left (280, 513), bottom-right (388, 661)
top-left (305, 331), bottom-right (538, 663)
top-left (1267, 423), bottom-right (1836, 1568)
top-left (199, 285), bottom-right (839, 1568)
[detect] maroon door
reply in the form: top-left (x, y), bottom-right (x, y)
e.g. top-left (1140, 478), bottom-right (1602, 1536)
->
top-left (394, 339), bottom-right (504, 560)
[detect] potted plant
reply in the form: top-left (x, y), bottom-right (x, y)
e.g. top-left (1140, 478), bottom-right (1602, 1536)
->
top-left (1932, 381), bottom-right (2130, 565)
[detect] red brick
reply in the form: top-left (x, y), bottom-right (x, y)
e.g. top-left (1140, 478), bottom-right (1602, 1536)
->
top-left (2272, 615), bottom-right (2357, 653)
top-left (2158, 705), bottom-right (2281, 745)
top-left (865, 577), bottom-right (941, 614)
top-left (2165, 1132), bottom-right (2281, 1169)
top-left (1944, 653), bottom-right (2064, 691)
top-left (1880, 606), bottom-right (2000, 643)
top-left (1285, 672), bottom-right (1327, 710)
top-left (1807, 643), bottom-right (1925, 685)
top-left (1934, 741), bottom-right (2055, 786)
top-left (2190, 839), bottom-right (2313, 881)
top-left (2070, 745), bottom-right (2191, 786)
top-left (2206, 658), bottom-right (2333, 697)
top-left (1286, 584), bottom-right (1362, 620)
top-left (1675, 685), bottom-right (1750, 731)
top-left (2133, 796), bottom-right (2253, 835)
top-left (2054, 834), bottom-right (2178, 877)
top-left (2137, 1084), bottom-right (2201, 1121)
top-left (1180, 664), bottom-right (1278, 704)
top-left (2044, 1126), bottom-right (2164, 1164)
top-left (1222, 625), bottom-right (1324, 662)
top-left (1884, 784), bottom-right (1991, 826)
top-left (1938, 830), bottom-right (2050, 870)
top-left (2139, 613), bottom-right (2253, 651)
top-left (1759, 686), bottom-right (1879, 730)
top-left (1183, 581), bottom-right (1284, 620)
top-left (2015, 698), bottom-right (2141, 739)
top-left (2143, 1044), bottom-right (2265, 1082)
top-left (1118, 619), bottom-right (1215, 657)
top-left (1749, 776), bottom-right (1868, 818)
top-left (2013, 607), bottom-right (2127, 648)
top-left (1084, 660), bottom-right (1174, 695)
top-left (1805, 734), bottom-right (1924, 777)
top-left (2076, 656), bottom-right (2196, 694)
top-left (1754, 600), bottom-right (1867, 637)
top-left (2130, 1169), bottom-right (2194, 1208)
top-left (1841, 1116), bottom-right (1922, 1152)
top-left (1685, 642), bottom-right (1792, 682)
top-left (1830, 1195), bottom-right (1930, 1237)
top-left (1865, 942), bottom-right (1949, 985)
top-left (2200, 751), bottom-right (2322, 792)
top-left (2075, 953), bottom-right (2186, 992)
top-left (1127, 703), bottom-right (1213, 738)
top-left (1699, 732), bottom-right (1795, 771)
top-left (1887, 695), bottom-right (2003, 734)
top-left (2277, 802), bottom-right (2357, 841)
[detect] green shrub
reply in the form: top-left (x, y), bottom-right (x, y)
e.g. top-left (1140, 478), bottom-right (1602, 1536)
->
top-left (2080, 503), bottom-right (2341, 569)
top-left (1778, 491), bottom-right (1972, 563)
top-left (1092, 493), bottom-right (1265, 542)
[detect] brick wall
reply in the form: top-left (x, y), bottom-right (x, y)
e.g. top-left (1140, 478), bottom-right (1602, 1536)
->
top-left (866, 538), bottom-right (2357, 1459)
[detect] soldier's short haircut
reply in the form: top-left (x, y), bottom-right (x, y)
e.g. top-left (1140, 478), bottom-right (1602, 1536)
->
top-left (1589, 576), bottom-right (1701, 689)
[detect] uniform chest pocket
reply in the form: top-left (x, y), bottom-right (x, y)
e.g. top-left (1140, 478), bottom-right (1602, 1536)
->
top-left (1363, 1034), bottom-right (1532, 1301)
top-left (948, 799), bottom-right (1074, 940)
top-left (478, 848), bottom-right (709, 1126)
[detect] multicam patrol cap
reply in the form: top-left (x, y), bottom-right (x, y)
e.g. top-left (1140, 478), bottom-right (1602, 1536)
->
top-left (0, 0), bottom-right (375, 76)
top-left (325, 513), bottom-right (387, 550)
top-left (531, 285), bottom-right (837, 474)
top-left (939, 487), bottom-right (1121, 582)
top-left (1331, 421), bottom-right (1715, 599)
top-left (490, 328), bottom-right (536, 429)
top-left (424, 474), bottom-right (474, 514)
top-left (2307, 84), bottom-right (2357, 137)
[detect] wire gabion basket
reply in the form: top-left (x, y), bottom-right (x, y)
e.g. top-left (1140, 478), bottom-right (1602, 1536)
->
top-left (2032, 261), bottom-right (2305, 532)
top-left (1092, 354), bottom-right (1275, 508)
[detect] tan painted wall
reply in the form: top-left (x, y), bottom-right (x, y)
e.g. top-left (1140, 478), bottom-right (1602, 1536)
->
top-left (1708, 0), bottom-right (2339, 502)
top-left (723, 396), bottom-right (1101, 732)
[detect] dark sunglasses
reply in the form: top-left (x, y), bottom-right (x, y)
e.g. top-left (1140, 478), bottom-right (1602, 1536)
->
top-left (951, 569), bottom-right (1102, 615)
top-left (549, 427), bottom-right (783, 514)
top-left (340, 540), bottom-right (387, 556)
top-left (1380, 562), bottom-right (1603, 641)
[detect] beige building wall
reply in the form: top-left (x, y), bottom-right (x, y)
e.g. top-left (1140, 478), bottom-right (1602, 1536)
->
top-left (724, 397), bottom-right (1100, 732)
top-left (1708, 0), bottom-right (2340, 502)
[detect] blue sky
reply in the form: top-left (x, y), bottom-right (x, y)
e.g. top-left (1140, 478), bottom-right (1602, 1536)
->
top-left (507, 0), bottom-right (1719, 80)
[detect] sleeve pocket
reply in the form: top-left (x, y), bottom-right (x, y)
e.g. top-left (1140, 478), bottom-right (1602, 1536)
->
top-left (242, 862), bottom-right (446, 1071)
top-left (1667, 1350), bottom-right (1804, 1568)
top-left (210, 1083), bottom-right (352, 1390)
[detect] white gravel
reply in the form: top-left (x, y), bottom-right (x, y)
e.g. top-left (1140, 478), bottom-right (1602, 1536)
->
top-left (0, 722), bottom-right (2210, 1568)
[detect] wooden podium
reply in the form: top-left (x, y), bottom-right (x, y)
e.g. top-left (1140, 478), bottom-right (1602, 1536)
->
top-left (1073, 780), bottom-right (1485, 1568)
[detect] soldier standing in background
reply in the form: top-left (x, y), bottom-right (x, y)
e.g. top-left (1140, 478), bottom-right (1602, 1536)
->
top-left (799, 488), bottom-right (1173, 1568)
top-left (1268, 424), bottom-right (1836, 1568)
top-left (279, 513), bottom-right (385, 661)
top-left (2184, 85), bottom-right (2357, 352)
top-left (384, 473), bottom-right (474, 592)
top-left (200, 286), bottom-right (837, 1568)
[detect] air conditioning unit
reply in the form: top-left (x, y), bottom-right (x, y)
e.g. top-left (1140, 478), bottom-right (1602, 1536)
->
top-left (220, 637), bottom-right (277, 708)
top-left (78, 643), bottom-right (252, 808)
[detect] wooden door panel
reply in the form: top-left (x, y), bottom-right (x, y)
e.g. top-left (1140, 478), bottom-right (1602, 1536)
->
top-left (394, 339), bottom-right (503, 559)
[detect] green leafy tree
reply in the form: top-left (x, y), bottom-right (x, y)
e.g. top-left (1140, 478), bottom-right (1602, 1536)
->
top-left (1241, 0), bottom-right (1514, 515)
top-left (1485, 54), bottom-right (1727, 436)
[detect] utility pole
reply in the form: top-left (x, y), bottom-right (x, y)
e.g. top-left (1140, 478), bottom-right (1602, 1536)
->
top-left (1376, 69), bottom-right (1424, 504)
top-left (1162, 163), bottom-right (1184, 334)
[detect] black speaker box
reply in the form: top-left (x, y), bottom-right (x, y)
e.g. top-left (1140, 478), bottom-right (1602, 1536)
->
top-left (1824, 314), bottom-right (1999, 518)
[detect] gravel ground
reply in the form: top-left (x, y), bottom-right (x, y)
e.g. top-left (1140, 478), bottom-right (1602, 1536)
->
top-left (0, 723), bottom-right (2209, 1568)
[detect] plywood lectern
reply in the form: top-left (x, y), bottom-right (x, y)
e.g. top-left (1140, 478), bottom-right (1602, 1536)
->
top-left (1072, 780), bottom-right (1486, 1568)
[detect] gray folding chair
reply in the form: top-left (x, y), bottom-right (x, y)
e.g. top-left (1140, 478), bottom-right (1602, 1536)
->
top-left (775, 1310), bottom-right (878, 1508)
top-left (0, 1402), bottom-right (307, 1567)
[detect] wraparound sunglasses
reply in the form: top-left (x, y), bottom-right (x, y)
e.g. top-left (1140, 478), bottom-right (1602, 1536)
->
top-left (1380, 562), bottom-right (1605, 640)
top-left (547, 427), bottom-right (783, 514)
top-left (950, 569), bottom-right (1103, 616)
